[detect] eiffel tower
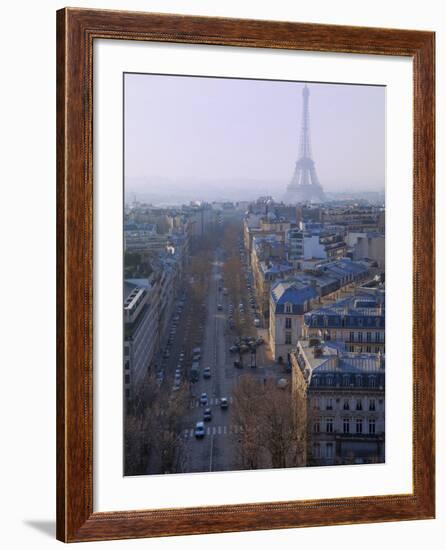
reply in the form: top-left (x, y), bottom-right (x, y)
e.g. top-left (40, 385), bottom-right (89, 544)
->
top-left (283, 84), bottom-right (326, 204)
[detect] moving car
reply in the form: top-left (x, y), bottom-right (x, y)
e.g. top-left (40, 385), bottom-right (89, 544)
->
top-left (220, 397), bottom-right (229, 409)
top-left (203, 367), bottom-right (211, 379)
top-left (229, 345), bottom-right (238, 353)
top-left (203, 408), bottom-right (212, 421)
top-left (217, 304), bottom-right (223, 311)
top-left (200, 392), bottom-right (208, 405)
top-left (194, 421), bottom-right (205, 438)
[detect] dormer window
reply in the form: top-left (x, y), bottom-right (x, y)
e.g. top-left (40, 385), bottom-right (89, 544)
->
top-left (285, 303), bottom-right (292, 314)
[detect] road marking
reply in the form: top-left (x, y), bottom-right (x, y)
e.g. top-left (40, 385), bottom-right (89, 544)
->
top-left (223, 426), bottom-right (227, 435)
top-left (212, 427), bottom-right (216, 435)
top-left (206, 427), bottom-right (211, 435)
top-left (217, 426), bottom-right (222, 435)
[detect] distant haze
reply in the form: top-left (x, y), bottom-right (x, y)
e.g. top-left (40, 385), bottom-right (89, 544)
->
top-left (124, 73), bottom-right (385, 204)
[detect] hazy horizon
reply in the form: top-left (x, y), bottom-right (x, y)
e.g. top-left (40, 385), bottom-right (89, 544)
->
top-left (124, 74), bottom-right (385, 203)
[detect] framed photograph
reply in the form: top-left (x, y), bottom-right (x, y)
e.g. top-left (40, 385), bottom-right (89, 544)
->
top-left (56, 8), bottom-right (435, 542)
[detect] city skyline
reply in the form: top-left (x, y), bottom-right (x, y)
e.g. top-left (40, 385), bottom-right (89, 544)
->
top-left (124, 74), bottom-right (385, 204)
top-left (123, 73), bottom-right (386, 476)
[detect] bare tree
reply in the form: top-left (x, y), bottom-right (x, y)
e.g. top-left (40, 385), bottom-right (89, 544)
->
top-left (231, 375), bottom-right (265, 469)
top-left (230, 375), bottom-right (307, 471)
top-left (262, 379), bottom-right (304, 468)
top-left (124, 372), bottom-right (190, 475)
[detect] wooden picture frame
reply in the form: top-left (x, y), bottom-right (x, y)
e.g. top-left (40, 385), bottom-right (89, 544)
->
top-left (56, 7), bottom-right (435, 542)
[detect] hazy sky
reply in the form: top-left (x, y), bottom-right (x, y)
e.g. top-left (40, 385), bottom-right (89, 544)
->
top-left (124, 73), bottom-right (385, 200)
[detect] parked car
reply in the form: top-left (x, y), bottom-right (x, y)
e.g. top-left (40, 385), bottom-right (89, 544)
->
top-left (254, 318), bottom-right (261, 327)
top-left (194, 421), bottom-right (205, 438)
top-left (233, 360), bottom-right (242, 369)
top-left (199, 392), bottom-right (208, 405)
top-left (229, 345), bottom-right (239, 353)
top-left (256, 337), bottom-right (264, 345)
top-left (217, 304), bottom-right (223, 311)
top-left (203, 408), bottom-right (212, 421)
top-left (220, 397), bottom-right (229, 409)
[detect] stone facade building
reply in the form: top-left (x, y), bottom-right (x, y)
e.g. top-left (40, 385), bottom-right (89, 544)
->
top-left (291, 340), bottom-right (385, 466)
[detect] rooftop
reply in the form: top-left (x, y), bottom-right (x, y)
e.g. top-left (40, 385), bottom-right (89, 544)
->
top-left (294, 340), bottom-right (385, 382)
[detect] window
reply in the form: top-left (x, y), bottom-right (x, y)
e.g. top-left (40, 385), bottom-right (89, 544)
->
top-left (313, 443), bottom-right (321, 459)
top-left (370, 377), bottom-right (376, 389)
top-left (313, 419), bottom-right (320, 433)
top-left (285, 331), bottom-right (292, 345)
top-left (356, 418), bottom-right (363, 434)
top-left (357, 332), bottom-right (363, 342)
top-left (342, 375), bottom-right (350, 387)
top-left (349, 331), bottom-right (355, 342)
top-left (313, 396), bottom-right (320, 410)
top-left (356, 398), bottom-right (363, 411)
top-left (124, 374), bottom-right (130, 385)
top-left (326, 397), bottom-right (333, 410)
top-left (343, 399), bottom-right (350, 410)
top-left (366, 345), bottom-right (372, 353)
top-left (326, 376), bottom-right (334, 387)
top-left (285, 317), bottom-right (292, 329)
top-left (285, 303), bottom-right (292, 313)
top-left (343, 418), bottom-right (350, 434)
top-left (356, 375), bottom-right (363, 387)
top-left (366, 332), bottom-right (372, 342)
top-left (349, 345), bottom-right (354, 352)
top-left (369, 398), bottom-right (376, 411)
top-left (326, 418), bottom-right (333, 433)
top-left (326, 443), bottom-right (334, 459)
top-left (369, 418), bottom-right (376, 434)
top-left (375, 331), bottom-right (381, 342)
